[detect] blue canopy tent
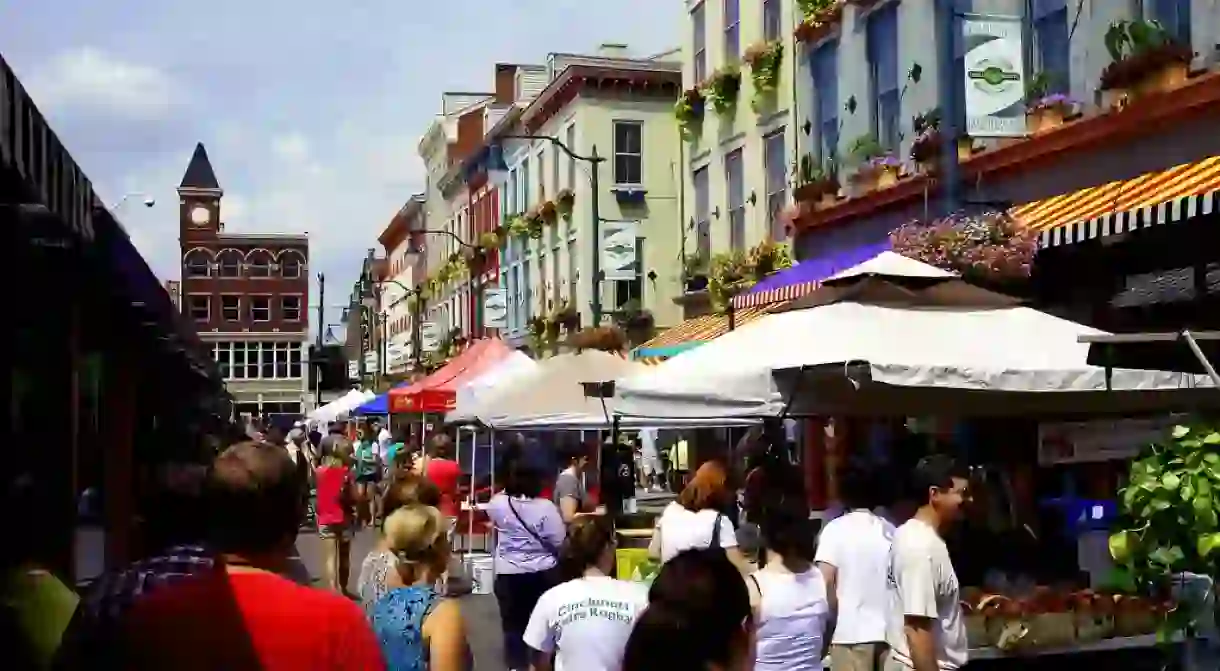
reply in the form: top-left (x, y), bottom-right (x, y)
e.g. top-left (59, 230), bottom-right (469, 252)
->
top-left (351, 382), bottom-right (411, 416)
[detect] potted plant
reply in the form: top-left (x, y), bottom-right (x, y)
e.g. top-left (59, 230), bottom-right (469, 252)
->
top-left (890, 210), bottom-right (1037, 287)
top-left (675, 87), bottom-right (706, 137)
top-left (794, 0), bottom-right (844, 44)
top-left (743, 40), bottom-right (784, 112)
top-left (847, 134), bottom-right (900, 192)
top-left (507, 213), bottom-right (531, 238)
top-left (683, 251), bottom-right (710, 292)
top-left (702, 66), bottom-right (742, 116)
top-left (615, 300), bottom-right (656, 344)
top-left (792, 154), bottom-right (840, 208)
top-left (747, 239), bottom-right (792, 280)
top-left (1100, 19), bottom-right (1193, 102)
top-left (708, 250), bottom-right (753, 311)
top-left (479, 229), bottom-right (502, 251)
top-left (551, 300), bottom-right (580, 332)
top-left (909, 108), bottom-right (943, 172)
top-left (566, 325), bottom-right (628, 353)
top-left (538, 199), bottom-right (558, 225)
top-left (1023, 71), bottom-right (1076, 133)
top-left (555, 188), bottom-right (575, 219)
top-left (524, 207), bottom-right (545, 239)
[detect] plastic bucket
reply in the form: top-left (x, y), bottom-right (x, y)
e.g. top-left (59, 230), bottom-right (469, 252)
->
top-left (464, 553), bottom-right (495, 595)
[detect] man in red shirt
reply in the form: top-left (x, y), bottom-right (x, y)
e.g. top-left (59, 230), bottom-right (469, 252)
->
top-left (112, 441), bottom-right (385, 671)
top-left (424, 434), bottom-right (462, 519)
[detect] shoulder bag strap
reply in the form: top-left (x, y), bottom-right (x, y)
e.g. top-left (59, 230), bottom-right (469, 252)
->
top-left (710, 512), bottom-right (723, 549)
top-left (508, 498), bottom-right (560, 559)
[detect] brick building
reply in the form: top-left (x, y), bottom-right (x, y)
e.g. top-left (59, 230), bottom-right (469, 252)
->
top-left (176, 142), bottom-right (311, 417)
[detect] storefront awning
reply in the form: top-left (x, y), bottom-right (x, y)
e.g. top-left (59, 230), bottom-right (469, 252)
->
top-left (1020, 156), bottom-right (1220, 249)
top-left (631, 305), bottom-right (777, 363)
top-left (732, 240), bottom-right (891, 309)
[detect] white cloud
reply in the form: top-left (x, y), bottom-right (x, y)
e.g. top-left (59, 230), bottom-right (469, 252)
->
top-left (25, 48), bottom-right (182, 121)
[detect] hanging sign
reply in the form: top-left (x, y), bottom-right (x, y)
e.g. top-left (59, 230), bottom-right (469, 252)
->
top-left (1038, 416), bottom-right (1182, 465)
top-left (483, 288), bottom-right (507, 329)
top-left (347, 360), bottom-right (359, 381)
top-left (421, 321), bottom-right (441, 353)
top-left (601, 220), bottom-right (639, 281)
top-left (364, 351), bottom-right (380, 374)
top-left (961, 14), bottom-right (1027, 138)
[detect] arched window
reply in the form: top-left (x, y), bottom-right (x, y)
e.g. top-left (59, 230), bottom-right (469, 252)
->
top-left (217, 250), bottom-right (242, 278)
top-left (184, 249), bottom-right (211, 278)
top-left (247, 250), bottom-right (272, 278)
top-left (279, 251), bottom-right (304, 279)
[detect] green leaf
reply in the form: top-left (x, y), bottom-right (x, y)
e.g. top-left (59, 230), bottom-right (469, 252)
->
top-left (1200, 507), bottom-right (1218, 531)
top-left (1198, 477), bottom-right (1212, 498)
top-left (1193, 494), bottom-right (1213, 516)
top-left (1151, 497), bottom-right (1172, 512)
top-left (1197, 532), bottom-right (1220, 558)
top-left (1206, 432), bottom-right (1220, 445)
top-left (1162, 473), bottom-right (1181, 490)
top-left (1149, 545), bottom-right (1185, 567)
top-left (1173, 425), bottom-right (1191, 439)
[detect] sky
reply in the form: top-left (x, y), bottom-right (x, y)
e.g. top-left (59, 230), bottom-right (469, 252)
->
top-left (1, 0), bottom-right (680, 338)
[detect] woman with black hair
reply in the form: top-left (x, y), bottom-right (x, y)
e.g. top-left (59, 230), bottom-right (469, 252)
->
top-left (523, 515), bottom-right (648, 671)
top-left (622, 548), bottom-right (755, 671)
top-left (486, 453), bottom-right (565, 671)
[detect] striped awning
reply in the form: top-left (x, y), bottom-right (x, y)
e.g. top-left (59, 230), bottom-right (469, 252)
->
top-left (733, 280), bottom-right (821, 309)
top-left (631, 305), bottom-right (778, 361)
top-left (1018, 156), bottom-right (1220, 249)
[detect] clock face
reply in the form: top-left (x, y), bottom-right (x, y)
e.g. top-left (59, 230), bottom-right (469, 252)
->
top-left (190, 205), bottom-right (211, 225)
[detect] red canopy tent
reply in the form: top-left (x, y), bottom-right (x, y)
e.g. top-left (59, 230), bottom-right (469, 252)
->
top-left (388, 338), bottom-right (515, 414)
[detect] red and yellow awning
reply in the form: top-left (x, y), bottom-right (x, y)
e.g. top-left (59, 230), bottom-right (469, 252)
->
top-left (631, 305), bottom-right (780, 363)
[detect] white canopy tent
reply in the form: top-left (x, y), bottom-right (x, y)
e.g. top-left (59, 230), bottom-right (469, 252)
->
top-left (453, 349), bottom-right (757, 429)
top-left (308, 388), bottom-right (370, 424)
top-left (615, 253), bottom-right (1217, 419)
top-left (447, 350), bottom-right (539, 425)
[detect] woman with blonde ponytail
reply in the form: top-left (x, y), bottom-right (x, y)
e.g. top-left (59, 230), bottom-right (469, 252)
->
top-left (522, 515), bottom-right (649, 671)
top-left (371, 504), bottom-right (470, 671)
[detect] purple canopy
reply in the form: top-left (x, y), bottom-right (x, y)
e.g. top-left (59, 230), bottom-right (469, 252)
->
top-left (735, 240), bottom-right (891, 308)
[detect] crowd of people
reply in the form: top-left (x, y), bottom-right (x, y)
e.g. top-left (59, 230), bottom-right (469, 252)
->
top-left (2, 412), bottom-right (975, 671)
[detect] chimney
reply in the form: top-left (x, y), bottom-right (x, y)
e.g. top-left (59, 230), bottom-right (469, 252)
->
top-left (596, 43), bottom-right (630, 59)
top-left (494, 64), bottom-right (517, 104)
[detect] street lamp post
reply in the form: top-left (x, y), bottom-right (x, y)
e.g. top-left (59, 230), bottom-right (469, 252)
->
top-left (495, 135), bottom-right (606, 327)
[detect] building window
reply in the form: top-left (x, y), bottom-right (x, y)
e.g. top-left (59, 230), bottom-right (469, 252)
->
top-left (250, 296), bottom-right (271, 322)
top-left (762, 0), bottom-right (781, 42)
top-left (215, 342), bottom-right (231, 378)
top-left (613, 121), bottom-right (643, 186)
top-left (188, 295), bottom-right (210, 321)
top-left (565, 124), bottom-right (577, 190)
top-left (280, 253), bottom-right (303, 279)
top-left (693, 166), bottom-right (711, 262)
top-left (812, 41), bottom-right (840, 164)
top-left (867, 3), bottom-right (900, 151)
top-left (214, 342), bottom-right (302, 380)
top-left (522, 258), bottom-right (532, 321)
top-left (217, 250), bottom-right (241, 277)
top-left (508, 169), bottom-right (518, 214)
top-left (537, 149), bottom-right (547, 200)
top-left (184, 250), bottom-right (210, 278)
top-left (221, 295), bottom-right (241, 321)
top-left (248, 252), bottom-right (272, 278)
top-left (724, 0), bottom-right (741, 64)
top-left (1147, 0), bottom-right (1192, 45)
top-left (281, 295), bottom-right (302, 321)
top-left (614, 238), bottom-right (644, 310)
top-left (725, 149), bottom-right (745, 251)
top-left (567, 234), bottom-right (578, 307)
top-left (1028, 0), bottom-right (1068, 94)
top-left (764, 131), bottom-right (788, 240)
top-left (521, 156), bottom-right (531, 209)
top-left (550, 145), bottom-right (560, 198)
top-left (692, 3), bottom-right (708, 83)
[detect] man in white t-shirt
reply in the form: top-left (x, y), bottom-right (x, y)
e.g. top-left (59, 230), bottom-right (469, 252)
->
top-left (523, 573), bottom-right (649, 671)
top-left (885, 454), bottom-right (972, 671)
top-left (816, 463), bottom-right (896, 671)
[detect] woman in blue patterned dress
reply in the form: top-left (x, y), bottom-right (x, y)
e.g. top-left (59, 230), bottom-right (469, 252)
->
top-left (358, 473), bottom-right (442, 618)
top-left (372, 504), bottom-right (470, 671)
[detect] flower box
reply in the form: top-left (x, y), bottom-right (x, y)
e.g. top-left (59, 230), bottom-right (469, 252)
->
top-left (538, 199), bottom-right (558, 224)
top-left (1026, 94), bottom-right (1077, 133)
top-left (555, 188), bottom-right (575, 219)
top-left (793, 3), bottom-right (843, 44)
top-left (1099, 20), bottom-right (1193, 98)
top-left (675, 87), bottom-right (706, 136)
top-left (702, 67), bottom-right (742, 115)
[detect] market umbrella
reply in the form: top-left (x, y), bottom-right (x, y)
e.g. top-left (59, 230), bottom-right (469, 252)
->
top-left (614, 253), bottom-right (1217, 419)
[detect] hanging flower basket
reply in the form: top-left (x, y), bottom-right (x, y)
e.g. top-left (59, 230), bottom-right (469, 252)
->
top-left (479, 230), bottom-right (503, 251)
top-left (549, 300), bottom-right (580, 332)
top-left (524, 208), bottom-right (545, 239)
top-left (794, 1), bottom-right (844, 44)
top-left (890, 210), bottom-right (1037, 286)
top-left (1099, 20), bottom-right (1192, 96)
top-left (702, 66), bottom-right (742, 116)
top-left (567, 325), bottom-right (628, 353)
top-left (708, 250), bottom-right (754, 311)
top-left (508, 214), bottom-right (531, 238)
top-left (538, 199), bottom-right (558, 224)
top-left (675, 88), bottom-right (706, 137)
top-left (747, 239), bottom-right (793, 280)
top-left (743, 40), bottom-right (784, 113)
top-left (793, 155), bottom-right (840, 208)
top-left (555, 188), bottom-right (575, 219)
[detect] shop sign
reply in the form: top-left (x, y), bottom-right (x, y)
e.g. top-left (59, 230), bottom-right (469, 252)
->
top-left (364, 351), bottom-right (379, 374)
top-left (961, 13), bottom-right (1026, 138)
top-left (483, 289), bottom-right (507, 329)
top-left (347, 360), bottom-right (359, 381)
top-left (1037, 416), bottom-right (1182, 465)
top-left (421, 321), bottom-right (440, 352)
top-left (600, 220), bottom-right (639, 281)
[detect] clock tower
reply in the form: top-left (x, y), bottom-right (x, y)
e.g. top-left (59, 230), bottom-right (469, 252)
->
top-left (178, 142), bottom-right (222, 243)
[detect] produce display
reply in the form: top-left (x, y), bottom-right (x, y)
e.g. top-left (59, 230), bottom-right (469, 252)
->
top-left (961, 587), bottom-right (1174, 652)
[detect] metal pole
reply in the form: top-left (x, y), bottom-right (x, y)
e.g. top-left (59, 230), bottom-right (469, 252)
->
top-left (590, 145), bottom-right (602, 327)
top-left (938, 0), bottom-right (962, 216)
top-left (316, 272), bottom-right (325, 348)
top-left (1182, 331), bottom-right (1220, 389)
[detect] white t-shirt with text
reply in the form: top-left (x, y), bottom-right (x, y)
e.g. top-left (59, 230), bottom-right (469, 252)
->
top-left (523, 575), bottom-right (649, 671)
top-left (814, 509), bottom-right (895, 645)
top-left (656, 501), bottom-right (738, 563)
top-left (885, 518), bottom-right (968, 670)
